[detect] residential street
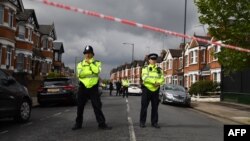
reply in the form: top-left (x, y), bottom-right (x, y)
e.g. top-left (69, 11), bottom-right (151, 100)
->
top-left (0, 90), bottom-right (225, 141)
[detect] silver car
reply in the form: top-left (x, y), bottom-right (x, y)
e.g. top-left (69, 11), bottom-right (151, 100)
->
top-left (160, 84), bottom-right (191, 107)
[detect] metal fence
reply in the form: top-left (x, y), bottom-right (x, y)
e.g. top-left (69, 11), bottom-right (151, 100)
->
top-left (221, 68), bottom-right (250, 104)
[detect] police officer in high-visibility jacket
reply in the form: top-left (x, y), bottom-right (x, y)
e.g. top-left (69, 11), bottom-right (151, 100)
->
top-left (122, 77), bottom-right (129, 98)
top-left (72, 45), bottom-right (112, 130)
top-left (140, 53), bottom-right (164, 128)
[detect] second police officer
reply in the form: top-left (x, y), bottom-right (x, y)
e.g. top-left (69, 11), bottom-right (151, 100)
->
top-left (72, 45), bottom-right (112, 130)
top-left (140, 53), bottom-right (164, 128)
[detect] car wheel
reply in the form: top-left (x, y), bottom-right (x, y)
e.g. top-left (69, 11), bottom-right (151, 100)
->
top-left (15, 100), bottom-right (31, 122)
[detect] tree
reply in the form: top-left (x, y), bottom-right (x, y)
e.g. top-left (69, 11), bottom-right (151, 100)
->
top-left (194, 0), bottom-right (250, 74)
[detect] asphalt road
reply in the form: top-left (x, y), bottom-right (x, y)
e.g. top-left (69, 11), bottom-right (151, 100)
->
top-left (0, 90), bottom-right (224, 141)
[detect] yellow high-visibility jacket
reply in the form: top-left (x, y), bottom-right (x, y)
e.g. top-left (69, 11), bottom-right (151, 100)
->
top-left (141, 64), bottom-right (164, 92)
top-left (77, 58), bottom-right (101, 88)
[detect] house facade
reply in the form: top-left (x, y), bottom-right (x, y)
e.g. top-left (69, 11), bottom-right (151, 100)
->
top-left (110, 35), bottom-right (221, 89)
top-left (0, 0), bottom-right (73, 83)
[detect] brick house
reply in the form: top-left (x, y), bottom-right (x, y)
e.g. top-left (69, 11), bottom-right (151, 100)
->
top-left (0, 0), bottom-right (24, 74)
top-left (161, 49), bottom-right (182, 85)
top-left (53, 42), bottom-right (64, 74)
top-left (183, 35), bottom-right (221, 88)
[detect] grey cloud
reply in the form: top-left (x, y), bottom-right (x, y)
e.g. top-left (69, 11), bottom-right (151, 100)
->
top-left (23, 0), bottom-right (202, 79)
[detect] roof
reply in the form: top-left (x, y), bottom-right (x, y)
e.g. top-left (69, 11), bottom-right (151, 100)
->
top-left (53, 42), bottom-right (64, 53)
top-left (194, 34), bottom-right (212, 47)
top-left (17, 9), bottom-right (39, 28)
top-left (39, 24), bottom-right (57, 40)
top-left (169, 49), bottom-right (182, 57)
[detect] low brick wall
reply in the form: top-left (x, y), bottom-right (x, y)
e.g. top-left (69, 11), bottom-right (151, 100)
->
top-left (26, 80), bottom-right (42, 97)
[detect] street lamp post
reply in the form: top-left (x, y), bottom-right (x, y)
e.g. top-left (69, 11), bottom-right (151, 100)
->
top-left (123, 42), bottom-right (134, 62)
top-left (123, 42), bottom-right (135, 83)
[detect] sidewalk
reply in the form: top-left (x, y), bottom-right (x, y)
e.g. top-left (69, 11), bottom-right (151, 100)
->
top-left (192, 101), bottom-right (250, 124)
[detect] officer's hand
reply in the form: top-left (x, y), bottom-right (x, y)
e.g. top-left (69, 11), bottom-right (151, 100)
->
top-left (85, 59), bottom-right (90, 64)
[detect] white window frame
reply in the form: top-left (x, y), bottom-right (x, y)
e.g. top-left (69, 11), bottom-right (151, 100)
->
top-left (194, 50), bottom-right (198, 63)
top-left (0, 5), bottom-right (3, 25)
top-left (8, 10), bottom-right (14, 28)
top-left (18, 25), bottom-right (25, 39)
top-left (169, 59), bottom-right (172, 69)
top-left (28, 28), bottom-right (32, 41)
top-left (190, 52), bottom-right (194, 64)
top-left (213, 45), bottom-right (219, 61)
top-left (6, 46), bottom-right (12, 67)
top-left (16, 53), bottom-right (24, 71)
top-left (43, 39), bottom-right (48, 49)
top-left (213, 73), bottom-right (218, 83)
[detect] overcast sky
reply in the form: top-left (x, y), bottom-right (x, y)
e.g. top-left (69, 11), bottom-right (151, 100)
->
top-left (23, 0), bottom-right (206, 79)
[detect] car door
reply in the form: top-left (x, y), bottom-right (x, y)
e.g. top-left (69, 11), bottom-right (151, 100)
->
top-left (0, 70), bottom-right (17, 117)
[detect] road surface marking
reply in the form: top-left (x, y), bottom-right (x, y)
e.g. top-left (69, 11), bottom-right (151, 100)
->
top-left (126, 98), bottom-right (137, 141)
top-left (53, 112), bottom-right (62, 117)
top-left (0, 130), bottom-right (8, 134)
top-left (22, 122), bottom-right (33, 127)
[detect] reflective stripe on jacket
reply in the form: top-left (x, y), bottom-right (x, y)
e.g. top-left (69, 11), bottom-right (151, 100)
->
top-left (141, 64), bottom-right (164, 92)
top-left (77, 58), bottom-right (101, 88)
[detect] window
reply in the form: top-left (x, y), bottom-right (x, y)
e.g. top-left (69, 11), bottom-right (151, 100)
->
top-left (190, 52), bottom-right (194, 64)
top-left (173, 75), bottom-right (178, 85)
top-left (169, 59), bottom-right (172, 69)
top-left (16, 53), bottom-right (24, 71)
top-left (28, 29), bottom-right (32, 41)
top-left (42, 39), bottom-right (48, 49)
top-left (179, 58), bottom-right (183, 68)
top-left (184, 55), bottom-right (188, 66)
top-left (6, 46), bottom-right (12, 67)
top-left (8, 10), bottom-right (14, 27)
top-left (0, 5), bottom-right (3, 24)
top-left (27, 55), bottom-right (32, 71)
top-left (201, 50), bottom-right (206, 63)
top-left (42, 63), bottom-right (48, 73)
top-left (54, 52), bottom-right (58, 61)
top-left (18, 25), bottom-right (25, 39)
top-left (194, 50), bottom-right (198, 63)
top-left (213, 46), bottom-right (219, 60)
top-left (213, 73), bottom-right (218, 82)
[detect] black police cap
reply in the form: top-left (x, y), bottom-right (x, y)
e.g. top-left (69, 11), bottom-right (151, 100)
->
top-left (83, 45), bottom-right (94, 55)
top-left (148, 53), bottom-right (158, 59)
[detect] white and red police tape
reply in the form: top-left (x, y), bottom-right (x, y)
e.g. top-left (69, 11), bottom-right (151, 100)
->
top-left (30, 0), bottom-right (250, 53)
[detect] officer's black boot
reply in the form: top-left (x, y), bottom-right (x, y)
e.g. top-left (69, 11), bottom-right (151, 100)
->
top-left (151, 123), bottom-right (160, 129)
top-left (140, 123), bottom-right (146, 128)
top-left (72, 124), bottom-right (82, 130)
top-left (98, 124), bottom-right (112, 130)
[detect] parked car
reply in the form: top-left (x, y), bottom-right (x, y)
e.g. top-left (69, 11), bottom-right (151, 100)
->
top-left (0, 69), bottom-right (32, 122)
top-left (160, 84), bottom-right (191, 107)
top-left (127, 83), bottom-right (142, 96)
top-left (37, 77), bottom-right (78, 106)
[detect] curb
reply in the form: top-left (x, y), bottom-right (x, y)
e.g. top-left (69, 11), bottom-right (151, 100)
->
top-left (192, 107), bottom-right (245, 124)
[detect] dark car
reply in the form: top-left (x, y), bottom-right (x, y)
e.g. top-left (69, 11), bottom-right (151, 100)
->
top-left (0, 69), bottom-right (32, 122)
top-left (160, 84), bottom-right (191, 107)
top-left (37, 77), bottom-right (78, 106)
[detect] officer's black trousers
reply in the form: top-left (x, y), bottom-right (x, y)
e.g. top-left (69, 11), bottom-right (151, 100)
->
top-left (140, 87), bottom-right (160, 125)
top-left (123, 87), bottom-right (128, 98)
top-left (75, 83), bottom-right (106, 127)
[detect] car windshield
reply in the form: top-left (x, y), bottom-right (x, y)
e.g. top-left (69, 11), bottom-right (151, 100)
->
top-left (164, 85), bottom-right (185, 92)
top-left (129, 84), bottom-right (140, 87)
